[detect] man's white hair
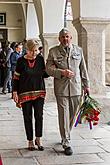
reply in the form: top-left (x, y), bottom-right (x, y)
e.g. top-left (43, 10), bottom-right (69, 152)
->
top-left (59, 28), bottom-right (70, 37)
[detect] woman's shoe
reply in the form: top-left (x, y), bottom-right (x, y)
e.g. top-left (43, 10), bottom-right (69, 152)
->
top-left (35, 138), bottom-right (44, 151)
top-left (28, 141), bottom-right (35, 151)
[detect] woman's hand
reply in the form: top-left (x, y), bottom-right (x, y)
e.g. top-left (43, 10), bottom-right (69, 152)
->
top-left (13, 91), bottom-right (18, 103)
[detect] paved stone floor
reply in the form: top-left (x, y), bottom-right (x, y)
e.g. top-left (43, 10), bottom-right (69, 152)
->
top-left (1, 90), bottom-right (110, 165)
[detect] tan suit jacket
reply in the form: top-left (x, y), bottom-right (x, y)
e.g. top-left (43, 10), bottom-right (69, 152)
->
top-left (46, 44), bottom-right (90, 96)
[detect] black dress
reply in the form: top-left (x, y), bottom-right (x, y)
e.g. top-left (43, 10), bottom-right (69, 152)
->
top-left (13, 55), bottom-right (48, 105)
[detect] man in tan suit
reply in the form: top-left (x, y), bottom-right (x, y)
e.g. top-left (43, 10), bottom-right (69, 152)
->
top-left (46, 28), bottom-right (90, 155)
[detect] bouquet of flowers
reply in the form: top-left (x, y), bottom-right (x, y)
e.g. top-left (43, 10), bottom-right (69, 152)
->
top-left (74, 94), bottom-right (101, 129)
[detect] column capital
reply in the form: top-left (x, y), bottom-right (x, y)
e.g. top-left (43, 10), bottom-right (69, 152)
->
top-left (39, 32), bottom-right (59, 60)
top-left (73, 18), bottom-right (110, 32)
top-left (73, 17), bottom-right (110, 24)
top-left (39, 33), bottom-right (59, 47)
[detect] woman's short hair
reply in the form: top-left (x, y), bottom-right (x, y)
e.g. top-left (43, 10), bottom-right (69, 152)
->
top-left (26, 39), bottom-right (39, 51)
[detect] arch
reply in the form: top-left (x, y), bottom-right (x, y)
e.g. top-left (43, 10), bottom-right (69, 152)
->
top-left (19, 0), bottom-right (27, 39)
top-left (33, 0), bottom-right (43, 34)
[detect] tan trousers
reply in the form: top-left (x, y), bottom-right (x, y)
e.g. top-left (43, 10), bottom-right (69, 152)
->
top-left (56, 96), bottom-right (80, 147)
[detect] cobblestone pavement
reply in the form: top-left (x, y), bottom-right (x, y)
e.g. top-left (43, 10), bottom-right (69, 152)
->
top-left (1, 91), bottom-right (110, 165)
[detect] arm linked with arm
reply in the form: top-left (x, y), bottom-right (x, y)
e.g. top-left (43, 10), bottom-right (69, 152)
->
top-left (40, 55), bottom-right (49, 78)
top-left (46, 49), bottom-right (63, 79)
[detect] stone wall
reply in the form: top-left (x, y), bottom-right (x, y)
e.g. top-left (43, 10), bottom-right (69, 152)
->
top-left (105, 50), bottom-right (110, 85)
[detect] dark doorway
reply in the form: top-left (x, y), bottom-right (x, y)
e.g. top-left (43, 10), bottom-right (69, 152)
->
top-left (0, 29), bottom-right (7, 43)
top-left (0, 29), bottom-right (7, 87)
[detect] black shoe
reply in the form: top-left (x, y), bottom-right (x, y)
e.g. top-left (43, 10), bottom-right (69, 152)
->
top-left (2, 90), bottom-right (6, 94)
top-left (35, 140), bottom-right (44, 151)
top-left (64, 147), bottom-right (73, 156)
top-left (8, 90), bottom-right (12, 93)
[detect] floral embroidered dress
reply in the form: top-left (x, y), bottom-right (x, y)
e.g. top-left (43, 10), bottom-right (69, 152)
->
top-left (13, 55), bottom-right (48, 105)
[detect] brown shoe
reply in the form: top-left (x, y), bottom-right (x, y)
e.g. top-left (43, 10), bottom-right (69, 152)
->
top-left (28, 141), bottom-right (35, 151)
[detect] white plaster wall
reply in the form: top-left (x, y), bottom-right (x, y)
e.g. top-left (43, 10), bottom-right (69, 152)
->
top-left (80, 0), bottom-right (110, 19)
top-left (0, 4), bottom-right (24, 42)
top-left (8, 29), bottom-right (23, 42)
top-left (26, 3), bottom-right (39, 39)
top-left (0, 4), bottom-right (22, 27)
top-left (42, 0), bottom-right (65, 33)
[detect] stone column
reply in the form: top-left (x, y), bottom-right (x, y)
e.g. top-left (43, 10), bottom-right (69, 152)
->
top-left (73, 19), bottom-right (109, 94)
top-left (39, 33), bottom-right (58, 60)
top-left (39, 33), bottom-right (59, 101)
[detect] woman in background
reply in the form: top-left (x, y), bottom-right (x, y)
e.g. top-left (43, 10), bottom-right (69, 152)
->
top-left (12, 39), bottom-right (48, 151)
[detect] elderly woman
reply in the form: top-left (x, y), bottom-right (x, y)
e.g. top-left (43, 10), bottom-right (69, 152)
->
top-left (13, 39), bottom-right (48, 151)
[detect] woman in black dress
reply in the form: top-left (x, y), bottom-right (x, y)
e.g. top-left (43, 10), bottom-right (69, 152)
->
top-left (13, 39), bottom-right (48, 151)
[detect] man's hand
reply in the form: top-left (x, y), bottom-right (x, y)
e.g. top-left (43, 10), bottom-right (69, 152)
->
top-left (61, 69), bottom-right (75, 78)
top-left (84, 87), bottom-right (90, 95)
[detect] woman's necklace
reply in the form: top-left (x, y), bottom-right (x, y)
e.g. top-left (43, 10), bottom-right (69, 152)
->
top-left (27, 59), bottom-right (36, 68)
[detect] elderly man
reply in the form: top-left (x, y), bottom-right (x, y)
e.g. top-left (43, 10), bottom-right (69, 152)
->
top-left (46, 28), bottom-right (90, 155)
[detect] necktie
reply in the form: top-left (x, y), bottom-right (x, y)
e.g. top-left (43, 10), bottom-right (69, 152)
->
top-left (65, 47), bottom-right (70, 55)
